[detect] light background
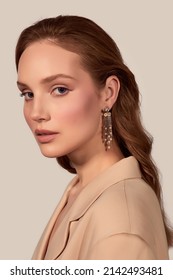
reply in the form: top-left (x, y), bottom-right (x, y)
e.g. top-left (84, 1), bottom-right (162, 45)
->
top-left (0, 0), bottom-right (172, 259)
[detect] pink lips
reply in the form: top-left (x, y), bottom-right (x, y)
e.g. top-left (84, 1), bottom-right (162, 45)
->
top-left (35, 129), bottom-right (58, 143)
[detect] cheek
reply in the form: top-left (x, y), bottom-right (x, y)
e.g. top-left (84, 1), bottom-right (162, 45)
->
top-left (54, 93), bottom-right (100, 128)
top-left (23, 106), bottom-right (32, 128)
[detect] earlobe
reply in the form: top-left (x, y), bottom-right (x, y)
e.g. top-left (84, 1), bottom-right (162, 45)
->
top-left (104, 76), bottom-right (120, 108)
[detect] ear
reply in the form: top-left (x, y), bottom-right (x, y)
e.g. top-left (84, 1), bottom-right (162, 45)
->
top-left (102, 75), bottom-right (120, 109)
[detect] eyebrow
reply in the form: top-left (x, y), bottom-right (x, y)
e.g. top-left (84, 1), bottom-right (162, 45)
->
top-left (17, 74), bottom-right (76, 88)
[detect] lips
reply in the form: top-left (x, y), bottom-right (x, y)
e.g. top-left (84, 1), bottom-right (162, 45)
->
top-left (35, 129), bottom-right (58, 143)
top-left (35, 129), bottom-right (58, 135)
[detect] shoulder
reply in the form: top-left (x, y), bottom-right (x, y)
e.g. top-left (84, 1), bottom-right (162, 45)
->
top-left (92, 178), bottom-right (161, 224)
top-left (88, 178), bottom-right (166, 249)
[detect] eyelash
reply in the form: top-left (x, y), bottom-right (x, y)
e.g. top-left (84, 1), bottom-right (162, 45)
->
top-left (20, 92), bottom-right (33, 101)
top-left (20, 86), bottom-right (70, 101)
top-left (52, 86), bottom-right (70, 96)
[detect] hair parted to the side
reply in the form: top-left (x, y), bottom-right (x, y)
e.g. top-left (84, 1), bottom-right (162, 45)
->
top-left (15, 15), bottom-right (173, 246)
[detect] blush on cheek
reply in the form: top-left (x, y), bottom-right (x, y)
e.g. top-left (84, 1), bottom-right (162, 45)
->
top-left (68, 105), bottom-right (93, 125)
top-left (23, 108), bottom-right (32, 130)
top-left (23, 109), bottom-right (29, 124)
top-left (58, 107), bottom-right (85, 126)
top-left (66, 91), bottom-right (99, 123)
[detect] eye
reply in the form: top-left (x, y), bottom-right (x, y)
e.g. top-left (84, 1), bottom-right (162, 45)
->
top-left (20, 92), bottom-right (34, 101)
top-left (52, 87), bottom-right (69, 96)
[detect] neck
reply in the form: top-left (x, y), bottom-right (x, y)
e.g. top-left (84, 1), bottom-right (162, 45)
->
top-left (68, 141), bottom-right (124, 189)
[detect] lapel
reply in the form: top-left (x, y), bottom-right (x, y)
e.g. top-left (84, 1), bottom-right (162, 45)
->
top-left (33, 156), bottom-right (142, 259)
top-left (32, 176), bottom-right (79, 259)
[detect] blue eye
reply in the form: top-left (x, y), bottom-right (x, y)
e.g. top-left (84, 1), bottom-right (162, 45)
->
top-left (20, 92), bottom-right (34, 101)
top-left (53, 87), bottom-right (69, 96)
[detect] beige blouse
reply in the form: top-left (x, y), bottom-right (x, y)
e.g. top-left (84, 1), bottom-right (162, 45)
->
top-left (32, 156), bottom-right (169, 259)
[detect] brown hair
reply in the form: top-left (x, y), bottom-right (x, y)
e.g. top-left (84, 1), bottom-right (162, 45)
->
top-left (15, 15), bottom-right (173, 246)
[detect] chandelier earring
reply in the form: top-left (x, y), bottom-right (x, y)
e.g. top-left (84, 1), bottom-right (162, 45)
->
top-left (101, 107), bottom-right (113, 151)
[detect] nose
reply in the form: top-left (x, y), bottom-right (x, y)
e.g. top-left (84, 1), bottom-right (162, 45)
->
top-left (30, 98), bottom-right (50, 122)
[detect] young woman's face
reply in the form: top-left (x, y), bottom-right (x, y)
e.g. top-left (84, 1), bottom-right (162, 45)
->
top-left (17, 41), bottom-right (104, 160)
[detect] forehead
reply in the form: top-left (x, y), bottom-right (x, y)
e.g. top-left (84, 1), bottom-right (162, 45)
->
top-left (17, 41), bottom-right (83, 82)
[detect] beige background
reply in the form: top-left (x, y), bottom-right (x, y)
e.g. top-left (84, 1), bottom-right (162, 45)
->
top-left (0, 0), bottom-right (172, 259)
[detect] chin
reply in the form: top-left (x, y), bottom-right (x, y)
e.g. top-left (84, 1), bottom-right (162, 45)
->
top-left (38, 145), bottom-right (68, 158)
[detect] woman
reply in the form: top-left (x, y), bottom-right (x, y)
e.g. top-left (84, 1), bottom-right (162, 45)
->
top-left (15, 15), bottom-right (172, 259)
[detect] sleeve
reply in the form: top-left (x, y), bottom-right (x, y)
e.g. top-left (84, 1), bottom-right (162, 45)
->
top-left (86, 233), bottom-right (156, 260)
